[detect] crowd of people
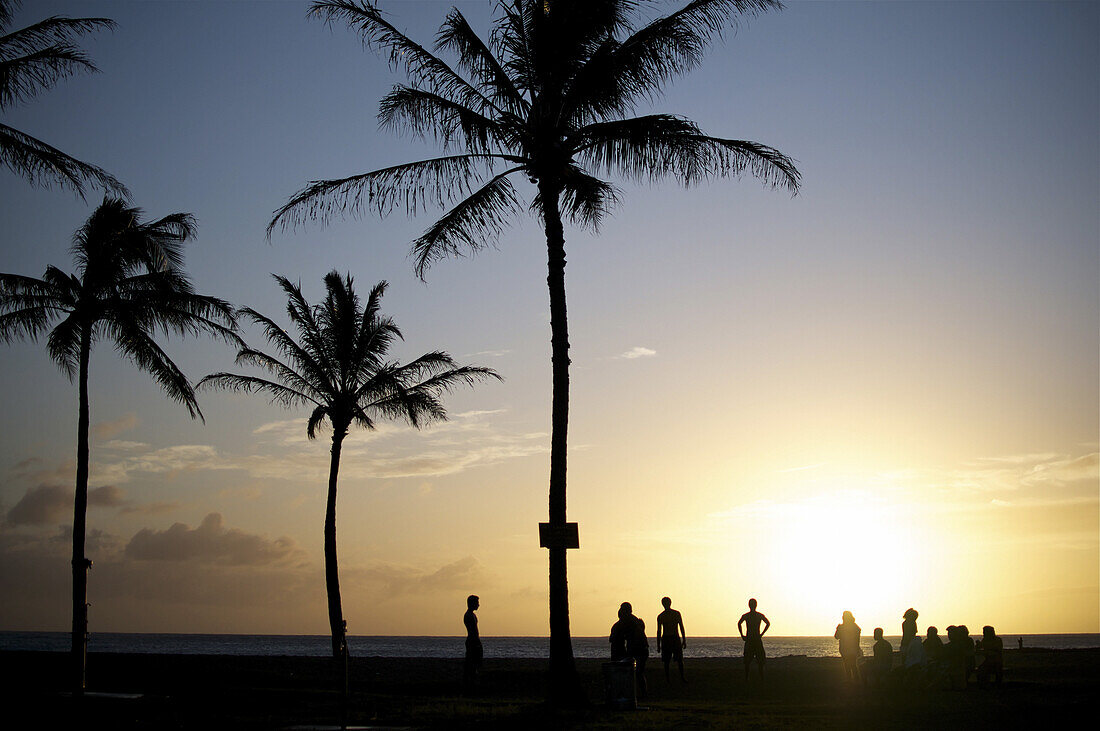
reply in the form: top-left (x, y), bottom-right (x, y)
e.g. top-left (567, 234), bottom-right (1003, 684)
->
top-left (836, 607), bottom-right (1005, 689)
top-left (463, 596), bottom-right (1007, 696)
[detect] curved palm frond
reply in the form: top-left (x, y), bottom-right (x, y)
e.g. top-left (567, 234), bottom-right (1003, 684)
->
top-left (556, 165), bottom-right (621, 229)
top-left (573, 114), bottom-right (799, 190)
top-left (0, 122), bottom-right (127, 198)
top-left (309, 0), bottom-right (501, 116)
top-left (564, 0), bottom-right (778, 122)
top-left (108, 316), bottom-right (203, 420)
top-left (0, 2), bottom-right (123, 198)
top-left (437, 7), bottom-right (527, 115)
top-left (268, 153), bottom-right (521, 236)
top-left (0, 44), bottom-right (95, 107)
top-left (198, 371), bottom-right (320, 411)
top-left (410, 166), bottom-right (525, 278)
top-left (238, 305), bottom-right (333, 396)
top-left (379, 85), bottom-right (512, 154)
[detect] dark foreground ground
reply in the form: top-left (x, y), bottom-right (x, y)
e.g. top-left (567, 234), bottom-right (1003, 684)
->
top-left (0, 649), bottom-right (1096, 729)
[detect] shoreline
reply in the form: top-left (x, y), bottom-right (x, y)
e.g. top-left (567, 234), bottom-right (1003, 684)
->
top-left (2, 648), bottom-right (1096, 728)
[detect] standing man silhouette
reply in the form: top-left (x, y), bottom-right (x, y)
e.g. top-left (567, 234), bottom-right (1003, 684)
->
top-left (738, 598), bottom-right (771, 680)
top-left (656, 596), bottom-right (687, 682)
top-left (463, 595), bottom-right (482, 691)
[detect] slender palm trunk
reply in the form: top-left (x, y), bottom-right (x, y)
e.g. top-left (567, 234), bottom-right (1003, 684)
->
top-left (71, 325), bottom-right (92, 694)
top-left (325, 425), bottom-right (348, 661)
top-left (540, 180), bottom-right (580, 703)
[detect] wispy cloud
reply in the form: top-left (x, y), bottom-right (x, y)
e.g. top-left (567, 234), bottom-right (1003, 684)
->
top-left (352, 556), bottom-right (487, 596)
top-left (465, 349), bottom-right (511, 358)
top-left (91, 413), bottom-right (139, 441)
top-left (616, 346), bottom-right (656, 360)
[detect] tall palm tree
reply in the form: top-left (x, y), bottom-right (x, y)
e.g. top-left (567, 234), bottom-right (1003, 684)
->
top-left (199, 272), bottom-right (500, 666)
top-left (0, 0), bottom-right (127, 198)
top-left (0, 198), bottom-right (238, 693)
top-left (268, 0), bottom-right (800, 700)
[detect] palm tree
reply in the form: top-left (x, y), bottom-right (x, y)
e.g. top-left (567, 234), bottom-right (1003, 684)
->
top-left (199, 272), bottom-right (500, 666)
top-left (268, 0), bottom-right (801, 700)
top-left (0, 0), bottom-right (127, 198)
top-left (0, 198), bottom-right (238, 693)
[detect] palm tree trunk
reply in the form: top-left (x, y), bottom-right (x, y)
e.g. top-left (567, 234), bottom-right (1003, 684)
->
top-left (71, 325), bottom-right (92, 694)
top-left (540, 179), bottom-right (580, 704)
top-left (325, 426), bottom-right (348, 661)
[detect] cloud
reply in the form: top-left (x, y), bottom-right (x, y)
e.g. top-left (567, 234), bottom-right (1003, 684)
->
top-left (616, 346), bottom-right (656, 360)
top-left (937, 451), bottom-right (1100, 493)
top-left (124, 513), bottom-right (304, 566)
top-left (88, 485), bottom-right (126, 507)
top-left (118, 501), bottom-right (182, 516)
top-left (355, 556), bottom-right (487, 596)
top-left (6, 485), bottom-right (69, 526)
top-left (92, 413), bottom-right (139, 441)
top-left (465, 349), bottom-right (511, 358)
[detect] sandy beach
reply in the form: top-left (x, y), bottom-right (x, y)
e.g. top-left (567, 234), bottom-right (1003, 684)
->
top-left (1, 648), bottom-right (1095, 728)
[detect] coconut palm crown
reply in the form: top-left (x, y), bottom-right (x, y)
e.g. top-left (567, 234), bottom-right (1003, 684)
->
top-left (199, 272), bottom-right (501, 661)
top-left (268, 0), bottom-right (801, 701)
top-left (0, 0), bottom-right (127, 198)
top-left (0, 197), bottom-right (239, 692)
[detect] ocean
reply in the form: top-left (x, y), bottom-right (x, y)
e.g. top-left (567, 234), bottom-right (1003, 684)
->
top-left (2, 632), bottom-right (1097, 658)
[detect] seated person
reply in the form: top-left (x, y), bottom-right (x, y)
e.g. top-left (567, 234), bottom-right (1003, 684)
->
top-left (976, 625), bottom-right (1003, 685)
top-left (923, 626), bottom-right (944, 662)
top-left (943, 626), bottom-right (968, 690)
top-left (864, 628), bottom-right (893, 687)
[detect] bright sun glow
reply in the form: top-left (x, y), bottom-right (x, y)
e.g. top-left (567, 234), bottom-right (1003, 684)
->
top-left (771, 493), bottom-right (921, 628)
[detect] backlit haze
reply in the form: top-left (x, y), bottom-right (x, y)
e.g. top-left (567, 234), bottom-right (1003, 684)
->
top-left (1, 2), bottom-right (1096, 638)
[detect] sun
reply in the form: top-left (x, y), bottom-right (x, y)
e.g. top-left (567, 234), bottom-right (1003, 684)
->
top-left (771, 494), bottom-right (920, 631)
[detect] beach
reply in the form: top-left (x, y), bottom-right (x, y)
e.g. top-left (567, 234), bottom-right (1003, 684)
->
top-left (1, 648), bottom-right (1095, 728)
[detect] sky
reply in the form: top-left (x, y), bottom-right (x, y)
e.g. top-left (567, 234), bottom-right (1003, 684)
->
top-left (0, 1), bottom-right (1096, 638)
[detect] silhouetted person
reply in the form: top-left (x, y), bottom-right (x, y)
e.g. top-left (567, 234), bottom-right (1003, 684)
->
top-left (610, 602), bottom-right (649, 698)
top-left (463, 595), bottom-right (482, 690)
top-left (1017, 636), bottom-right (1023, 650)
top-left (738, 598), bottom-right (771, 680)
top-left (900, 627), bottom-right (927, 687)
top-left (656, 596), bottom-right (687, 682)
top-left (976, 625), bottom-right (1003, 685)
top-left (901, 608), bottom-right (919, 651)
top-left (835, 611), bottom-right (862, 682)
top-left (943, 625), bottom-right (967, 689)
top-left (865, 628), bottom-right (893, 687)
top-left (959, 624), bottom-right (976, 682)
top-left (923, 626), bottom-right (944, 662)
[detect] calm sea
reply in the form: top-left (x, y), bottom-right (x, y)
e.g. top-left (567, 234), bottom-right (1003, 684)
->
top-left (2, 632), bottom-right (1097, 658)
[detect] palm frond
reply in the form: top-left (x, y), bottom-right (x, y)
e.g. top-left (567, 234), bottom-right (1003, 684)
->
top-left (305, 403), bottom-right (332, 439)
top-left (379, 85), bottom-right (511, 154)
top-left (574, 114), bottom-right (799, 190)
top-left (238, 304), bottom-right (332, 394)
top-left (0, 122), bottom-right (128, 198)
top-left (0, 13), bottom-right (115, 56)
top-left (555, 165), bottom-right (621, 229)
top-left (563, 0), bottom-right (778, 121)
top-left (410, 166), bottom-right (524, 279)
top-left (309, 0), bottom-right (500, 116)
top-left (437, 7), bottom-right (527, 115)
top-left (0, 44), bottom-right (95, 108)
top-left (234, 347), bottom-right (325, 403)
top-left (108, 317), bottom-right (203, 420)
top-left (44, 310), bottom-right (81, 378)
top-left (198, 372), bottom-right (319, 411)
top-left (268, 153), bottom-right (518, 236)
